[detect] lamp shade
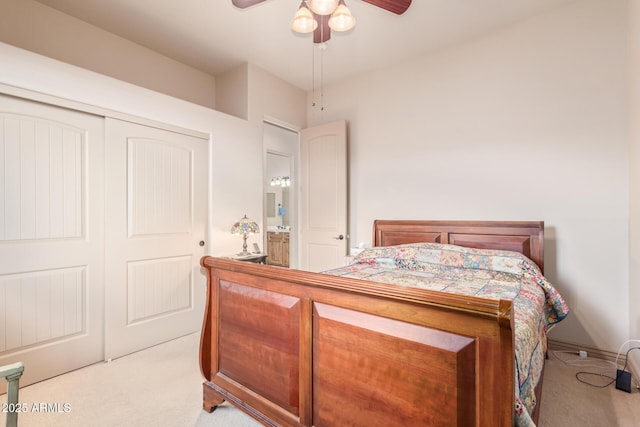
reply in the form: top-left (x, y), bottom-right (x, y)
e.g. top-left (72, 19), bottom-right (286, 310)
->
top-left (291, 1), bottom-right (318, 34)
top-left (329, 0), bottom-right (355, 32)
top-left (231, 215), bottom-right (259, 256)
top-left (308, 0), bottom-right (339, 15)
top-left (230, 214), bottom-right (260, 236)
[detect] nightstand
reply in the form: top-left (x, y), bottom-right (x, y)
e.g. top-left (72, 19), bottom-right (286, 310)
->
top-left (227, 253), bottom-right (268, 264)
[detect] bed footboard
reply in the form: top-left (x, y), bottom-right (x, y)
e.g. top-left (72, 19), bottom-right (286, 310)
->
top-left (200, 257), bottom-right (515, 426)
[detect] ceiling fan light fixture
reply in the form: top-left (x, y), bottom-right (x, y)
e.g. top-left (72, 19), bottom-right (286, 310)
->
top-left (308, 0), bottom-right (339, 16)
top-left (291, 1), bottom-right (318, 34)
top-left (328, 0), bottom-right (355, 32)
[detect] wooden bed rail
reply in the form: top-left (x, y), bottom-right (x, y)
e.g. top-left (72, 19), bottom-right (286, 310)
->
top-left (199, 256), bottom-right (515, 426)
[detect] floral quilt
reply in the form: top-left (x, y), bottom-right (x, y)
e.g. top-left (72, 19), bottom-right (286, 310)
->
top-left (323, 242), bottom-right (570, 426)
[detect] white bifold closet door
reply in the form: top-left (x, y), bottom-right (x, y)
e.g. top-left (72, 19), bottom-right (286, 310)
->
top-left (0, 95), bottom-right (105, 392)
top-left (104, 118), bottom-right (207, 360)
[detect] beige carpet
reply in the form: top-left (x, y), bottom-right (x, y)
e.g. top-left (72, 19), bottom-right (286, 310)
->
top-left (1, 333), bottom-right (639, 426)
top-left (538, 350), bottom-right (640, 426)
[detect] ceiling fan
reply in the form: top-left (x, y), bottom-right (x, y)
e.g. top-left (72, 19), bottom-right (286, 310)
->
top-left (232, 0), bottom-right (412, 44)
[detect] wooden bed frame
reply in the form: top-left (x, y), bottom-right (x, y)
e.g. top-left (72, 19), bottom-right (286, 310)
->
top-left (199, 220), bottom-right (545, 426)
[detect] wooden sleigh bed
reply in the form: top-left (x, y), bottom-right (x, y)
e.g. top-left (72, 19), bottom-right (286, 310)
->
top-left (199, 220), bottom-right (563, 426)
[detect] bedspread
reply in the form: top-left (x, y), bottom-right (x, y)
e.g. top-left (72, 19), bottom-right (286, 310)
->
top-left (324, 242), bottom-right (569, 427)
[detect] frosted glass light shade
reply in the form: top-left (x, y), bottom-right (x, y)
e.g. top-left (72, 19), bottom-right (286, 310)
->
top-left (291, 2), bottom-right (318, 34)
top-left (309, 0), bottom-right (339, 15)
top-left (328, 1), bottom-right (355, 32)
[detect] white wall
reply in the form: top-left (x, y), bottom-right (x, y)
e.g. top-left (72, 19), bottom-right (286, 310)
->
top-left (0, 0), bottom-right (217, 109)
top-left (216, 64), bottom-right (249, 120)
top-left (248, 64), bottom-right (307, 128)
top-left (308, 0), bottom-right (629, 352)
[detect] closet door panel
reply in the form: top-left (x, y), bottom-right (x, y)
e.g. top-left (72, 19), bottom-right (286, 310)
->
top-left (104, 118), bottom-right (207, 359)
top-left (0, 94), bottom-right (105, 391)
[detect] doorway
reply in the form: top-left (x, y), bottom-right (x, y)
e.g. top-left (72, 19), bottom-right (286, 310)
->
top-left (263, 122), bottom-right (298, 268)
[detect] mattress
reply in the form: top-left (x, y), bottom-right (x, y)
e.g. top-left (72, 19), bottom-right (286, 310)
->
top-left (324, 242), bottom-right (570, 426)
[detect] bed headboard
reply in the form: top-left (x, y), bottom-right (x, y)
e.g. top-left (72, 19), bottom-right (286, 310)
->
top-left (372, 220), bottom-right (545, 273)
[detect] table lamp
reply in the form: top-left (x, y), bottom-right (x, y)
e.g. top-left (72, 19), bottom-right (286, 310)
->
top-left (231, 214), bottom-right (260, 256)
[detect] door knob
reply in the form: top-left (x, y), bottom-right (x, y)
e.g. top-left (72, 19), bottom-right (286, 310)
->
top-left (334, 235), bottom-right (344, 240)
top-left (199, 241), bottom-right (205, 247)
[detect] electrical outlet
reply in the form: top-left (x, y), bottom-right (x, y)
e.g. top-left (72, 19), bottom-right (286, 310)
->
top-left (579, 350), bottom-right (588, 358)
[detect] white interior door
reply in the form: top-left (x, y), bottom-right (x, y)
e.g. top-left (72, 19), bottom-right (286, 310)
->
top-left (300, 120), bottom-right (348, 272)
top-left (105, 118), bottom-right (207, 360)
top-left (0, 95), bottom-right (105, 391)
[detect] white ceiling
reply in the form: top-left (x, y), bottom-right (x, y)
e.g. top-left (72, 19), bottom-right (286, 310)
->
top-left (34, 0), bottom-right (577, 91)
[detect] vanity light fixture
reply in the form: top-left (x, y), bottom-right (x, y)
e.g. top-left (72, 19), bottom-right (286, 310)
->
top-left (270, 176), bottom-right (291, 187)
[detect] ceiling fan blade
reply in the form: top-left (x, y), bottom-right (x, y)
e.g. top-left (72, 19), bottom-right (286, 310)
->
top-left (313, 14), bottom-right (331, 44)
top-left (231, 0), bottom-right (268, 8)
top-left (360, 0), bottom-right (412, 15)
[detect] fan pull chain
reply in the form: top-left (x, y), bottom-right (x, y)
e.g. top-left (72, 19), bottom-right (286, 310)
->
top-left (320, 44), bottom-right (324, 112)
top-left (311, 44), bottom-right (325, 112)
top-left (311, 38), bottom-right (316, 109)
top-left (311, 43), bottom-right (327, 111)
top-left (311, 15), bottom-right (325, 113)
top-left (319, 14), bottom-right (325, 112)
